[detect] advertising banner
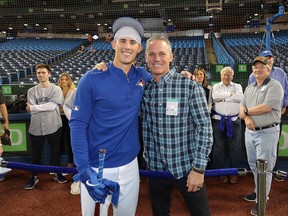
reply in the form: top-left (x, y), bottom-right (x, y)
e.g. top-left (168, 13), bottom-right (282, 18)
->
top-left (279, 125), bottom-right (288, 157)
top-left (2, 123), bottom-right (27, 152)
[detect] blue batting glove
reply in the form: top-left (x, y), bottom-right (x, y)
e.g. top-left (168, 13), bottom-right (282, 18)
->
top-left (102, 179), bottom-right (120, 206)
top-left (78, 167), bottom-right (108, 203)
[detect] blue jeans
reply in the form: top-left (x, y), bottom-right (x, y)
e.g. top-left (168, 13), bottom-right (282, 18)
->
top-left (245, 125), bottom-right (279, 199)
top-left (212, 118), bottom-right (242, 169)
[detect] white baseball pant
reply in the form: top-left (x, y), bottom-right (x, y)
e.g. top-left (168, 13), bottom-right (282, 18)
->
top-left (80, 157), bottom-right (140, 216)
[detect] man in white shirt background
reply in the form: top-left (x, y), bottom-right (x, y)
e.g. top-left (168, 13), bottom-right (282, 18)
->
top-left (211, 66), bottom-right (244, 184)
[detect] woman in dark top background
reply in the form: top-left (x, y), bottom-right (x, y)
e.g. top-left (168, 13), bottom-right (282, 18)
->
top-left (193, 67), bottom-right (212, 112)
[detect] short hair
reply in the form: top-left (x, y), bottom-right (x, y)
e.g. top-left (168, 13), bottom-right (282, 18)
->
top-left (252, 64), bottom-right (271, 71)
top-left (220, 66), bottom-right (234, 76)
top-left (35, 63), bottom-right (51, 73)
top-left (145, 36), bottom-right (172, 53)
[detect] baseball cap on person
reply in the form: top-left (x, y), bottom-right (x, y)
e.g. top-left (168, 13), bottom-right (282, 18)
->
top-left (112, 17), bottom-right (144, 44)
top-left (252, 56), bottom-right (268, 65)
top-left (260, 50), bottom-right (273, 57)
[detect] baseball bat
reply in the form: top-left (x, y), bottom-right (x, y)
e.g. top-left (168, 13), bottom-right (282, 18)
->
top-left (95, 149), bottom-right (107, 216)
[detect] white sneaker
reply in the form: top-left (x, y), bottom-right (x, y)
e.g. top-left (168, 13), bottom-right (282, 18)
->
top-left (70, 181), bottom-right (80, 195)
top-left (0, 158), bottom-right (11, 181)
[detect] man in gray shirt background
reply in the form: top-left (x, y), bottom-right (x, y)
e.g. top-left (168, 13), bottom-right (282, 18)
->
top-left (240, 56), bottom-right (283, 216)
top-left (25, 63), bottom-right (67, 190)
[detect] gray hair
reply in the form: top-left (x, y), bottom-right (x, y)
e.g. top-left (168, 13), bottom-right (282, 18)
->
top-left (220, 66), bottom-right (234, 76)
top-left (145, 36), bottom-right (172, 53)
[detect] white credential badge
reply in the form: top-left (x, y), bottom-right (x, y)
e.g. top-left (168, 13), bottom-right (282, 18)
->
top-left (166, 99), bottom-right (179, 116)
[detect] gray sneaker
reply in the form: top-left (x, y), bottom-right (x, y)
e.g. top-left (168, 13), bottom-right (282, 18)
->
top-left (25, 176), bottom-right (39, 190)
top-left (274, 174), bottom-right (285, 182)
top-left (250, 203), bottom-right (258, 216)
top-left (54, 173), bottom-right (67, 184)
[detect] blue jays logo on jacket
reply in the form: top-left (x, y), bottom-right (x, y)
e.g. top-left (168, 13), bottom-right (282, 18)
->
top-left (136, 78), bottom-right (146, 89)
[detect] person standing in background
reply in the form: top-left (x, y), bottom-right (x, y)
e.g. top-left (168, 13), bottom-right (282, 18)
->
top-left (248, 50), bottom-right (288, 114)
top-left (105, 34), bottom-right (111, 43)
top-left (88, 33), bottom-right (94, 51)
top-left (62, 89), bottom-right (81, 195)
top-left (248, 50), bottom-right (288, 181)
top-left (0, 90), bottom-right (9, 181)
top-left (0, 89), bottom-right (9, 156)
top-left (0, 90), bottom-right (9, 132)
top-left (58, 73), bottom-right (76, 168)
top-left (240, 56), bottom-right (283, 215)
top-left (193, 67), bottom-right (212, 111)
top-left (211, 66), bottom-right (243, 184)
top-left (25, 63), bottom-right (67, 190)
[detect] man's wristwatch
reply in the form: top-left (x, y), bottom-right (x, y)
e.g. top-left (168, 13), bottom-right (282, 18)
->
top-left (192, 167), bottom-right (205, 175)
top-left (244, 107), bottom-right (249, 116)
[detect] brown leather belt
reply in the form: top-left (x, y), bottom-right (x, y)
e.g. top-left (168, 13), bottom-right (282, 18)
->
top-left (255, 123), bottom-right (279, 131)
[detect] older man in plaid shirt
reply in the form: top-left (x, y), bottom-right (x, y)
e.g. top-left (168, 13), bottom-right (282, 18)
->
top-left (141, 36), bottom-right (213, 216)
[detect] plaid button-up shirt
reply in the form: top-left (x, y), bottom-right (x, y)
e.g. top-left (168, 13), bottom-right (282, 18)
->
top-left (141, 68), bottom-right (213, 179)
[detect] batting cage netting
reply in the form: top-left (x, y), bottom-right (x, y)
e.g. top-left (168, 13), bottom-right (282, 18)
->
top-left (0, 0), bottom-right (287, 96)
